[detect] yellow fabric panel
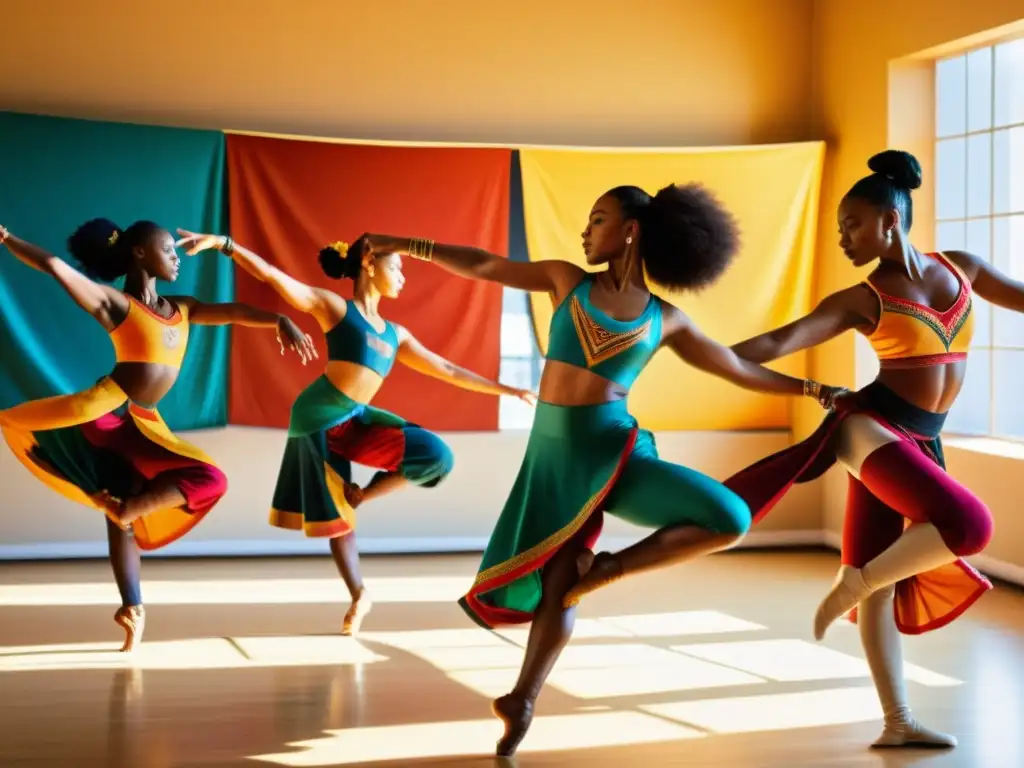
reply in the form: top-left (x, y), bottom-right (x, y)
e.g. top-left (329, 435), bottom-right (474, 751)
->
top-left (519, 142), bottom-right (825, 430)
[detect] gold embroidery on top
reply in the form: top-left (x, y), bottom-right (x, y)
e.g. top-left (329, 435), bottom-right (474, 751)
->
top-left (569, 296), bottom-right (651, 368)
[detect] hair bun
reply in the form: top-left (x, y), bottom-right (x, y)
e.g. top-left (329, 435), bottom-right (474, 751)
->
top-left (868, 150), bottom-right (922, 191)
top-left (318, 239), bottom-right (362, 280)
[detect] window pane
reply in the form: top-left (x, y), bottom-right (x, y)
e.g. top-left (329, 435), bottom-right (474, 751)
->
top-left (499, 357), bottom-right (536, 390)
top-left (965, 218), bottom-right (991, 261)
top-left (965, 218), bottom-right (993, 347)
top-left (993, 126), bottom-right (1024, 215)
top-left (993, 350), bottom-right (1024, 440)
top-left (994, 38), bottom-right (1024, 129)
top-left (966, 133), bottom-right (992, 217)
top-left (967, 47), bottom-right (994, 132)
top-left (935, 138), bottom-right (966, 220)
top-left (943, 350), bottom-right (991, 436)
top-left (500, 313), bottom-right (536, 359)
top-left (936, 221), bottom-right (965, 251)
top-left (993, 215), bottom-right (1024, 348)
top-left (502, 285), bottom-right (528, 315)
top-left (936, 55), bottom-right (967, 137)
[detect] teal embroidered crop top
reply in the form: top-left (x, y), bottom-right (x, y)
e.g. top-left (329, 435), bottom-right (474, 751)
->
top-left (546, 275), bottom-right (663, 389)
top-left (324, 300), bottom-right (399, 377)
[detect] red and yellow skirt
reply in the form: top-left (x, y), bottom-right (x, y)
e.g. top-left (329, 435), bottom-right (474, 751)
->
top-left (0, 377), bottom-right (225, 550)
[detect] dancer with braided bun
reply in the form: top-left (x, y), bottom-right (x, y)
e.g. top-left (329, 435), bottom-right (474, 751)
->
top-left (175, 230), bottom-right (535, 635)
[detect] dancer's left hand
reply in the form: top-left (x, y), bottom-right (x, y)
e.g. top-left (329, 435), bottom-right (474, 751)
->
top-left (818, 385), bottom-right (850, 411)
top-left (175, 229), bottom-right (224, 256)
top-left (277, 316), bottom-right (318, 365)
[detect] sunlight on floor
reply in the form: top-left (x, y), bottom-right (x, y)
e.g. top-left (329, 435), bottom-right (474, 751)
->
top-left (641, 686), bottom-right (885, 734)
top-left (0, 576), bottom-right (469, 606)
top-left (0, 636), bottom-right (387, 671)
top-left (249, 711), bottom-right (705, 766)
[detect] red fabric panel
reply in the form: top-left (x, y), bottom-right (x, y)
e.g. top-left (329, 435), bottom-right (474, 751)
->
top-left (226, 134), bottom-right (509, 430)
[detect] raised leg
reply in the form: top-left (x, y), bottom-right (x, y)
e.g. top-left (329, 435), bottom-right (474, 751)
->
top-left (815, 416), bottom-right (992, 638)
top-left (564, 451), bottom-right (751, 607)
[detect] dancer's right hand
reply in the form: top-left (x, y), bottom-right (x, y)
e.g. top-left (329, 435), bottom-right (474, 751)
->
top-left (175, 229), bottom-right (225, 256)
top-left (0, 225), bottom-right (9, 244)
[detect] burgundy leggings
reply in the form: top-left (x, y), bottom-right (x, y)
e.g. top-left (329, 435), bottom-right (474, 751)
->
top-left (842, 440), bottom-right (993, 566)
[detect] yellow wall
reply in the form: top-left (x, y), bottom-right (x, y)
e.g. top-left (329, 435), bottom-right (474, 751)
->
top-left (807, 0), bottom-right (1024, 576)
top-left (0, 0), bottom-right (815, 147)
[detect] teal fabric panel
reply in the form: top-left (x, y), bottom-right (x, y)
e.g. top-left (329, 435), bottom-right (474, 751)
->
top-left (0, 111), bottom-right (230, 430)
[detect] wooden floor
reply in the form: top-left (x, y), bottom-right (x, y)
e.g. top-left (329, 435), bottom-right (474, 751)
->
top-left (0, 550), bottom-right (1022, 767)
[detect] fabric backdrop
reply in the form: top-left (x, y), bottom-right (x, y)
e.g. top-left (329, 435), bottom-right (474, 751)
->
top-left (519, 142), bottom-right (825, 430)
top-left (0, 112), bottom-right (231, 430)
top-left (225, 134), bottom-right (509, 430)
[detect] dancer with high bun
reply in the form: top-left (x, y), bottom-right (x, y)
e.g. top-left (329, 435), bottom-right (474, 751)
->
top-left (0, 220), bottom-right (312, 651)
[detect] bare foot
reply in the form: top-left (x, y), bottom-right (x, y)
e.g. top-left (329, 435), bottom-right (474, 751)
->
top-left (114, 605), bottom-right (145, 652)
top-left (343, 482), bottom-right (365, 510)
top-left (341, 590), bottom-right (372, 636)
top-left (92, 491), bottom-right (130, 530)
top-left (492, 693), bottom-right (534, 757)
top-left (562, 551), bottom-right (623, 608)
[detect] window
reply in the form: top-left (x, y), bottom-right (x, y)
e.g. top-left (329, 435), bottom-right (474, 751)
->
top-left (498, 285), bottom-right (543, 429)
top-left (935, 38), bottom-right (1024, 440)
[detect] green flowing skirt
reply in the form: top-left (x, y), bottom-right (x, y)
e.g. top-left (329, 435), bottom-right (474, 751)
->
top-left (459, 400), bottom-right (638, 627)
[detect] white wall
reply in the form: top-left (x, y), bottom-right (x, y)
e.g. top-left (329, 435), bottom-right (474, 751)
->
top-left (0, 429), bottom-right (819, 560)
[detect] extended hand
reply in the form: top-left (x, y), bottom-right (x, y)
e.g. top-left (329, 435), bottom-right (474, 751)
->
top-left (277, 316), bottom-right (318, 365)
top-left (0, 225), bottom-right (9, 244)
top-left (513, 388), bottom-right (538, 406)
top-left (175, 229), bottom-right (225, 256)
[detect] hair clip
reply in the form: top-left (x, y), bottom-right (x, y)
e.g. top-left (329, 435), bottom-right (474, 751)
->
top-left (329, 240), bottom-right (349, 258)
top-left (108, 230), bottom-right (119, 246)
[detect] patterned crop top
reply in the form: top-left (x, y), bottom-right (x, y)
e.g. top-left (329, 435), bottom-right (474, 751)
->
top-left (324, 300), bottom-right (399, 378)
top-left (109, 296), bottom-right (190, 369)
top-left (863, 252), bottom-right (974, 370)
top-left (546, 274), bottom-right (663, 389)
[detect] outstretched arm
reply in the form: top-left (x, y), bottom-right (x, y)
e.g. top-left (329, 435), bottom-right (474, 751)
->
top-left (368, 234), bottom-right (584, 297)
top-left (394, 325), bottom-right (536, 403)
top-left (173, 296), bottom-right (318, 364)
top-left (0, 225), bottom-right (123, 330)
top-left (664, 307), bottom-right (842, 407)
top-left (175, 230), bottom-right (335, 322)
top-left (731, 286), bottom-right (873, 364)
top-left (946, 250), bottom-right (1024, 313)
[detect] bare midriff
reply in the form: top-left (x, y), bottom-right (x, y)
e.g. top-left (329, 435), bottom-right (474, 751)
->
top-left (324, 361), bottom-right (386, 404)
top-left (875, 361), bottom-right (966, 414)
top-left (110, 363), bottom-right (180, 409)
top-left (537, 360), bottom-right (627, 406)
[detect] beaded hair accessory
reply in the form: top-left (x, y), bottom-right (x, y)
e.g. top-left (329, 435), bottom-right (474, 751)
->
top-left (328, 241), bottom-right (350, 258)
top-left (108, 230), bottom-right (120, 247)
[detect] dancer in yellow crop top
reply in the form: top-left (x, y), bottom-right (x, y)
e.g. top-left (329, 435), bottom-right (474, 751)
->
top-left (0, 219), bottom-right (311, 652)
top-left (728, 150), bottom-right (1024, 749)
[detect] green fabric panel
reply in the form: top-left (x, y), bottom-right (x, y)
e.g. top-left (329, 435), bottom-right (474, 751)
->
top-left (0, 111), bottom-right (230, 430)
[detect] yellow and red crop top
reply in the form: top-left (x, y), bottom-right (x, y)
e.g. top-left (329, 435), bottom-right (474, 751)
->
top-left (109, 296), bottom-right (190, 369)
top-left (863, 252), bottom-right (973, 370)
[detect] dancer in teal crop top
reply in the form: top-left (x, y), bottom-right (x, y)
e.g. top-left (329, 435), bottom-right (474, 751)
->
top-left (372, 185), bottom-right (844, 757)
top-left (175, 230), bottom-right (534, 636)
top-left (546, 273), bottom-right (662, 389)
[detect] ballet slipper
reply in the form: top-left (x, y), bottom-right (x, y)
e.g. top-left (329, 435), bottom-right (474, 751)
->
top-left (814, 565), bottom-right (871, 640)
top-left (872, 708), bottom-right (957, 749)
